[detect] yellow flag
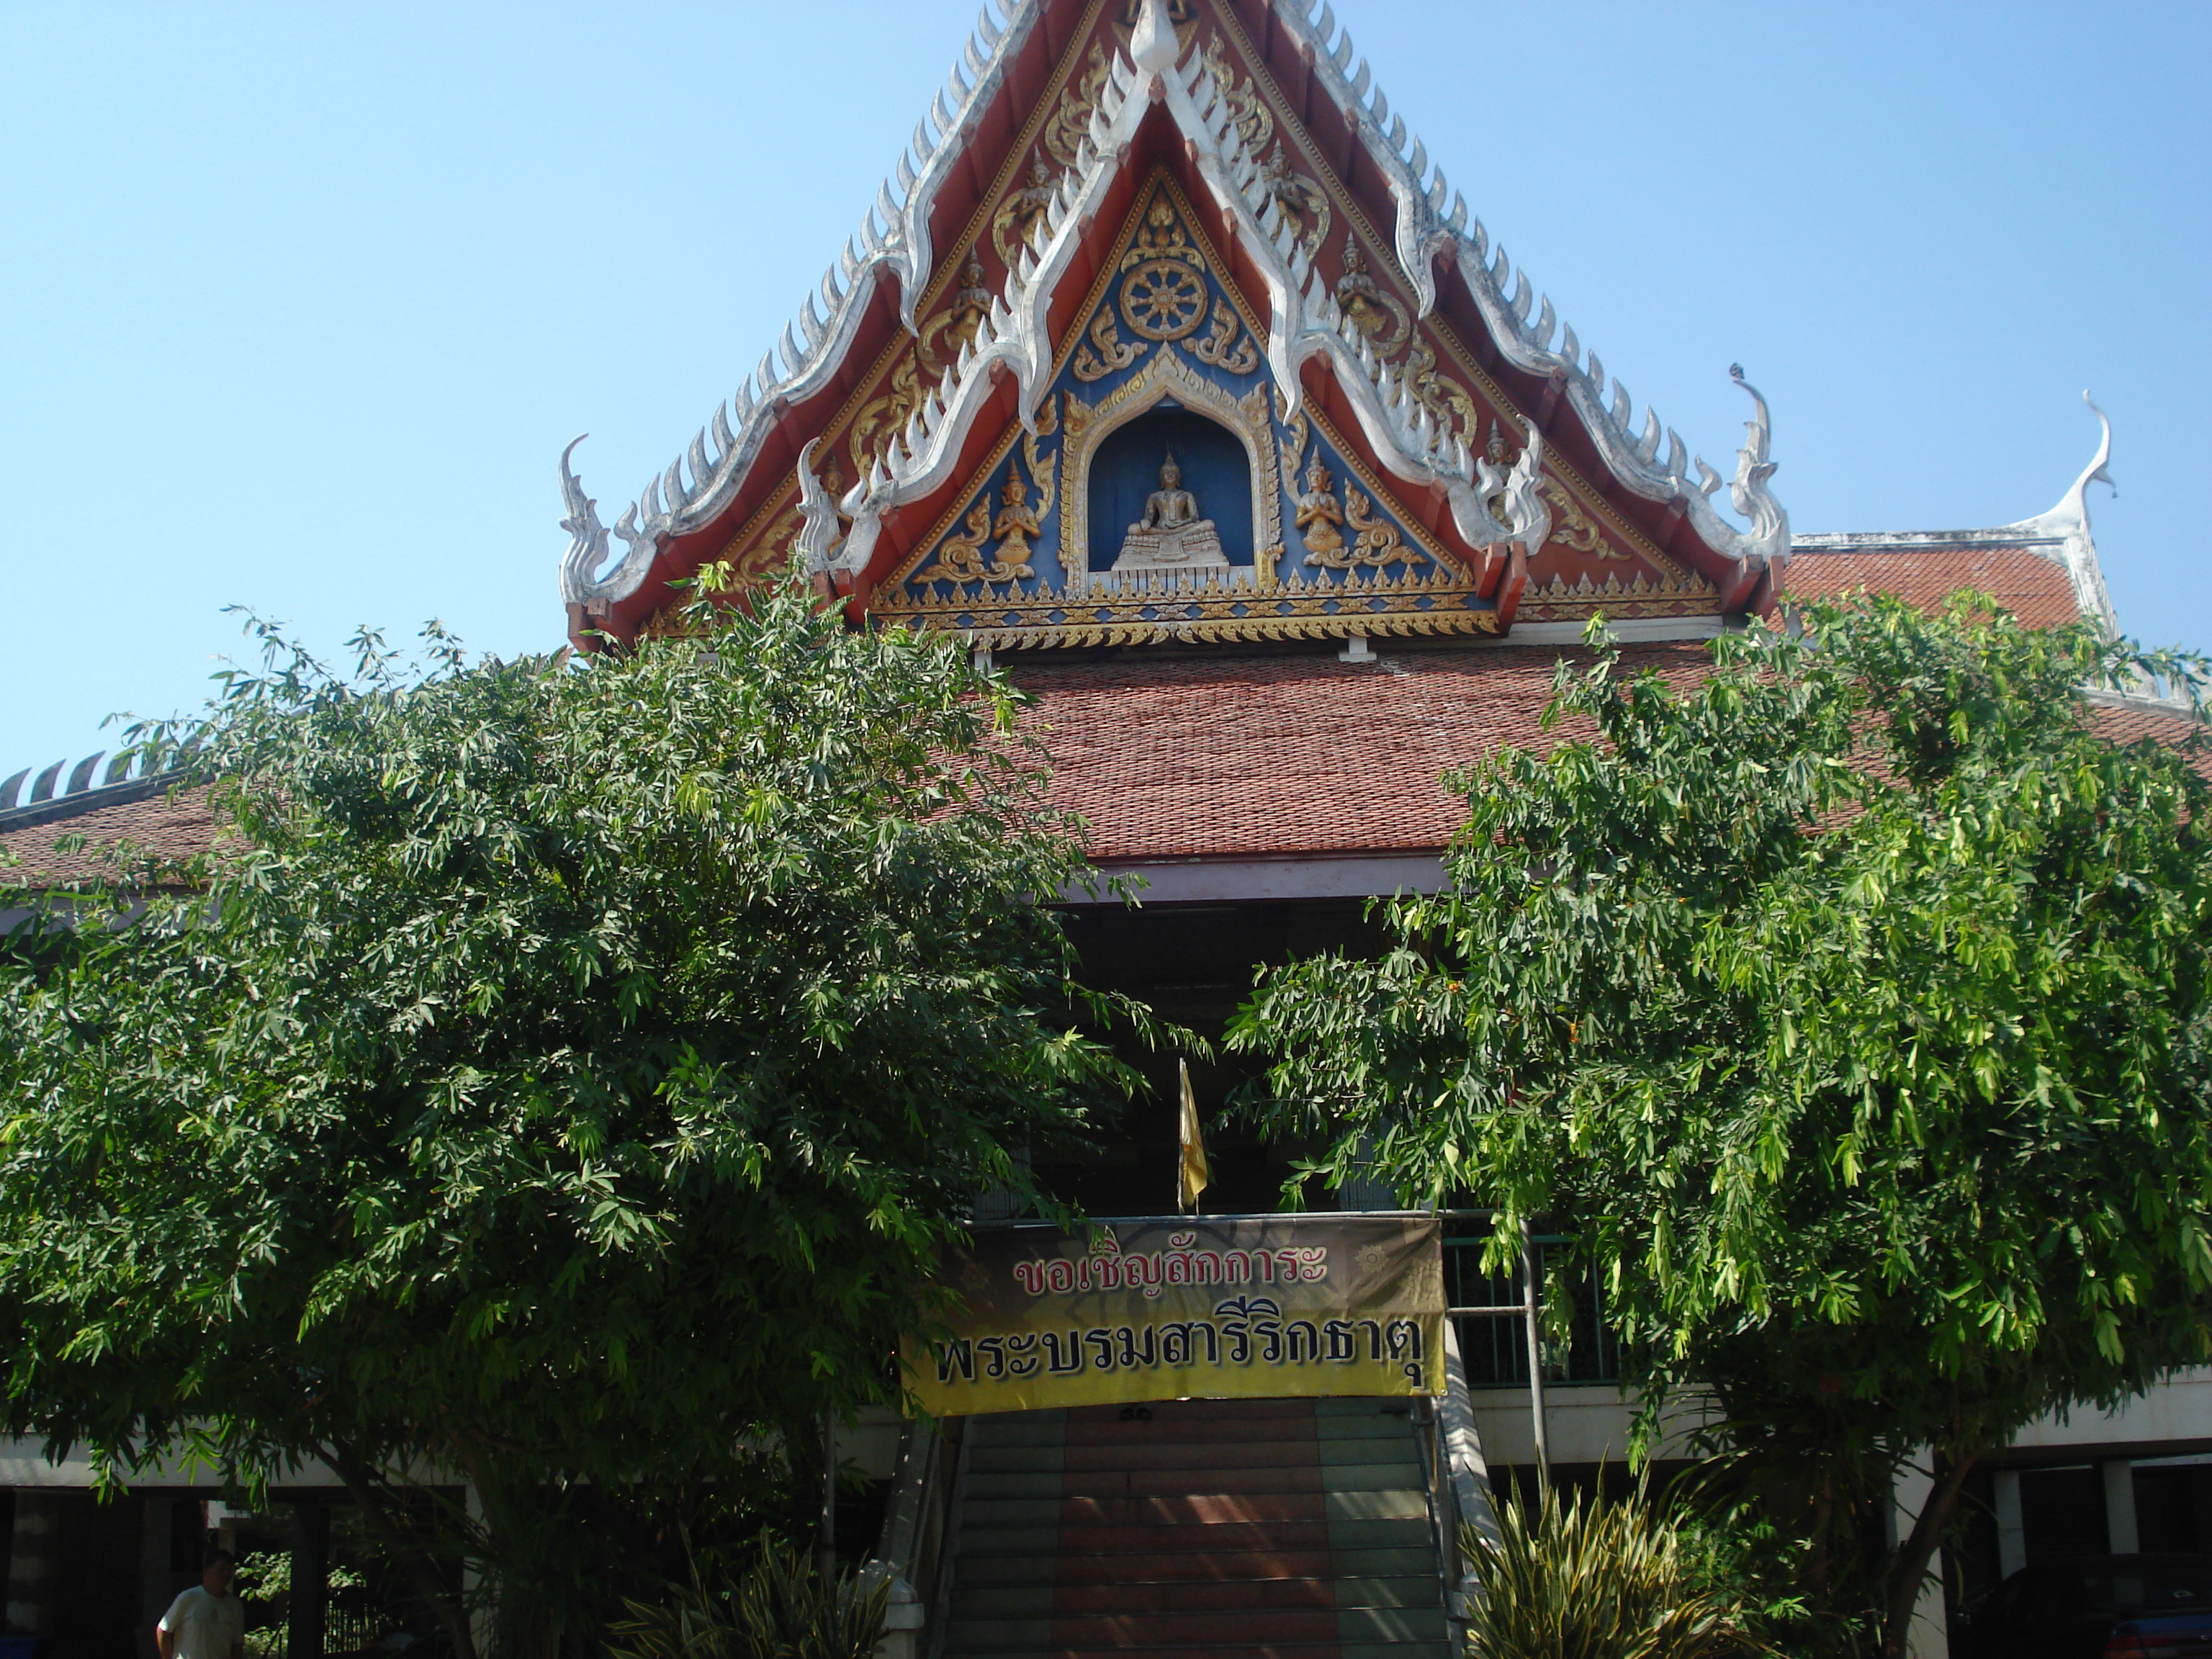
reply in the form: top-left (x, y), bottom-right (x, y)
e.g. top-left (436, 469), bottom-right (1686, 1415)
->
top-left (1177, 1059), bottom-right (1209, 1214)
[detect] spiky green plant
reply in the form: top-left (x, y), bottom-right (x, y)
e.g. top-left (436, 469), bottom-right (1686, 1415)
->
top-left (607, 1541), bottom-right (890, 1659)
top-left (1460, 1482), bottom-right (1763, 1659)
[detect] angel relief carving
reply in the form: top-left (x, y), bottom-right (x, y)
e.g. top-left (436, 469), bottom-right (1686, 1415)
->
top-left (1256, 142), bottom-right (1330, 258)
top-left (914, 433), bottom-right (1057, 588)
top-left (1293, 454), bottom-right (1345, 560)
top-left (993, 157), bottom-right (1060, 266)
top-left (1290, 448), bottom-right (1420, 573)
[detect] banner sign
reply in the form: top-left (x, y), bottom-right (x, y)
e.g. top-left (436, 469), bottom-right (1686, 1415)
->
top-left (905, 1215), bottom-right (1444, 1416)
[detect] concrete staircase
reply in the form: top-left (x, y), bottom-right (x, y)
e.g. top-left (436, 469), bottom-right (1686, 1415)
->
top-left (938, 1397), bottom-right (1449, 1659)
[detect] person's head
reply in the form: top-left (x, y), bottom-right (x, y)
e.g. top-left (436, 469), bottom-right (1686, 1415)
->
top-left (202, 1550), bottom-right (235, 1596)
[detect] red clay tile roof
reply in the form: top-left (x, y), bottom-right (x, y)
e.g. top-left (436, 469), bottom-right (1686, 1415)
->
top-left (5, 640), bottom-right (2193, 884)
top-left (0, 786), bottom-right (220, 888)
top-left (1784, 545), bottom-right (2081, 627)
top-left (2092, 701), bottom-right (2206, 754)
top-left (1012, 643), bottom-right (1714, 860)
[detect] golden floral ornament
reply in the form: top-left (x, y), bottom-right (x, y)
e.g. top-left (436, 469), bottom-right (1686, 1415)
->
top-left (1524, 564), bottom-right (1719, 616)
top-left (877, 558), bottom-right (1501, 652)
top-left (1043, 42), bottom-right (1112, 170)
top-left (1200, 34), bottom-right (1274, 155)
top-left (1073, 308), bottom-right (1146, 382)
top-left (1190, 295), bottom-right (1259, 374)
top-left (1120, 195), bottom-right (1205, 273)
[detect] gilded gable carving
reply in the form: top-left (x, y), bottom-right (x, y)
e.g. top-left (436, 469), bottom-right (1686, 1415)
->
top-left (871, 174), bottom-right (1511, 651)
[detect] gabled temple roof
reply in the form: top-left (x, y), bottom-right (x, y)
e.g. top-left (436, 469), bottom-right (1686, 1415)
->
top-left (1788, 393), bottom-right (2121, 635)
top-left (555, 0), bottom-right (1792, 647)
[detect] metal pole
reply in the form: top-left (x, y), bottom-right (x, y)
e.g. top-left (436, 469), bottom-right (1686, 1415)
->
top-left (1521, 1220), bottom-right (1550, 1485)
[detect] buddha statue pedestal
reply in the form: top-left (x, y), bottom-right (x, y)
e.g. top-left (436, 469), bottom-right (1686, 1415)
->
top-left (1102, 448), bottom-right (1238, 590)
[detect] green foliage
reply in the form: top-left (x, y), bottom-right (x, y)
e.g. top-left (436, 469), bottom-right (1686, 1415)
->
top-left (1460, 1479), bottom-right (1762, 1658)
top-left (606, 1541), bottom-right (889, 1659)
top-left (0, 575), bottom-right (1150, 1655)
top-left (234, 1550), bottom-right (367, 1603)
top-left (1233, 595), bottom-right (2212, 1647)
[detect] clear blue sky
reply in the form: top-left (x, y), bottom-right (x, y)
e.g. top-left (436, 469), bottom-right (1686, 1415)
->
top-left (4, 1), bottom-right (2206, 778)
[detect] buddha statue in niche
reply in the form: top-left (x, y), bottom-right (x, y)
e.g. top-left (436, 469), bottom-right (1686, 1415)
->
top-left (1110, 449), bottom-right (1228, 572)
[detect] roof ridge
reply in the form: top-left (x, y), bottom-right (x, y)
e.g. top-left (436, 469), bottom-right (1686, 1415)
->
top-left (0, 747), bottom-right (186, 833)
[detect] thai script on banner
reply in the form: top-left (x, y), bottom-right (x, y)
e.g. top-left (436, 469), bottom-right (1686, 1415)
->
top-left (904, 1214), bottom-right (1444, 1416)
top-left (1006, 1230), bottom-right (1328, 1298)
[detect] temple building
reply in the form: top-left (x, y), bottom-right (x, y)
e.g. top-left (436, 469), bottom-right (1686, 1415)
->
top-left (2, 2), bottom-right (2207, 1657)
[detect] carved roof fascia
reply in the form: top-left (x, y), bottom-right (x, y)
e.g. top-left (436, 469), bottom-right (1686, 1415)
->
top-left (559, 1), bottom-right (1045, 612)
top-left (1263, 0), bottom-right (1789, 580)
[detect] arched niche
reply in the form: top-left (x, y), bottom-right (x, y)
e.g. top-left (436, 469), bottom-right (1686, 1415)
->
top-left (1057, 348), bottom-right (1284, 592)
top-left (1088, 409), bottom-right (1252, 571)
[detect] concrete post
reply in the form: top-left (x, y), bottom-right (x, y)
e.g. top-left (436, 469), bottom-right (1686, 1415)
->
top-left (1992, 1469), bottom-right (2026, 1579)
top-left (288, 1502), bottom-right (329, 1659)
top-left (2103, 1462), bottom-right (2140, 1555)
top-left (6, 1492), bottom-right (66, 1637)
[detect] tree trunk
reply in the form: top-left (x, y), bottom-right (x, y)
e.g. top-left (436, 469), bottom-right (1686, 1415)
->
top-left (319, 1440), bottom-right (480, 1659)
top-left (1881, 1449), bottom-right (1977, 1659)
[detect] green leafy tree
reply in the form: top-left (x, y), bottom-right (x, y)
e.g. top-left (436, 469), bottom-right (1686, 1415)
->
top-left (0, 575), bottom-right (1147, 1658)
top-left (1231, 596), bottom-right (2212, 1655)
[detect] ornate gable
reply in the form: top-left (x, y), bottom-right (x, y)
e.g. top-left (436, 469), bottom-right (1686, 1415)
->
top-left (560, 0), bottom-right (1784, 652)
top-left (871, 175), bottom-right (1504, 649)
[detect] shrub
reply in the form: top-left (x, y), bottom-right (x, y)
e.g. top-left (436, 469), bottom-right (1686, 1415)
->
top-left (1461, 1480), bottom-right (1763, 1659)
top-left (607, 1542), bottom-right (890, 1659)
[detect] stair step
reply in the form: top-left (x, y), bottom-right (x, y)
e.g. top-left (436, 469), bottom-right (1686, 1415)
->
top-left (948, 1643), bottom-right (1440, 1659)
top-left (948, 1613), bottom-right (1450, 1647)
top-left (968, 1521), bottom-right (1332, 1555)
top-left (1065, 1415), bottom-right (1320, 1446)
top-left (950, 1575), bottom-right (1444, 1619)
top-left (946, 1611), bottom-right (1342, 1648)
top-left (941, 1398), bottom-right (1446, 1659)
top-left (963, 1491), bottom-right (1427, 1528)
top-left (1066, 1406), bottom-right (1309, 1433)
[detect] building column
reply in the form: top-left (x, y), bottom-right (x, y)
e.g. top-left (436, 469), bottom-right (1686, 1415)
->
top-left (1992, 1469), bottom-right (2027, 1579)
top-left (139, 1499), bottom-right (176, 1659)
top-left (2103, 1461), bottom-right (2140, 1555)
top-left (7, 1492), bottom-right (64, 1637)
top-left (289, 1502), bottom-right (328, 1659)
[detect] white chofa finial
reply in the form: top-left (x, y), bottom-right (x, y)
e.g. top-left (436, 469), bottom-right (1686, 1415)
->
top-left (2064, 390), bottom-right (2117, 526)
top-left (1131, 0), bottom-right (1178, 74)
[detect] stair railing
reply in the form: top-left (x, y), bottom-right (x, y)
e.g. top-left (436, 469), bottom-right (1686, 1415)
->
top-left (865, 1417), bottom-right (961, 1659)
top-left (1434, 1318), bottom-right (1506, 1632)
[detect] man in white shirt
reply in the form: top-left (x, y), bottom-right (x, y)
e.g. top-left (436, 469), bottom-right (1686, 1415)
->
top-left (156, 1549), bottom-right (245, 1659)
